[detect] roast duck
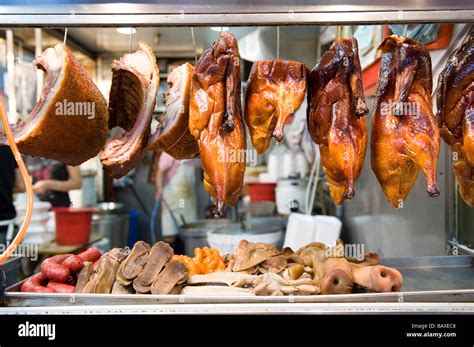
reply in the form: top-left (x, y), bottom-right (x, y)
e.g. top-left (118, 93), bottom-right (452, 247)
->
top-left (0, 44), bottom-right (108, 166)
top-left (437, 32), bottom-right (474, 207)
top-left (371, 35), bottom-right (440, 207)
top-left (147, 62), bottom-right (199, 159)
top-left (307, 38), bottom-right (368, 205)
top-left (100, 41), bottom-right (160, 178)
top-left (245, 60), bottom-right (307, 154)
top-left (189, 33), bottom-right (246, 216)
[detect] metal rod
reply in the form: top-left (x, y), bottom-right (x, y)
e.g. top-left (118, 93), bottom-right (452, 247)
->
top-left (63, 27), bottom-right (68, 45)
top-left (34, 29), bottom-right (43, 102)
top-left (276, 26), bottom-right (280, 60)
top-left (6, 30), bottom-right (17, 123)
top-left (336, 25), bottom-right (343, 39)
top-left (128, 27), bottom-right (134, 53)
top-left (403, 24), bottom-right (408, 37)
top-left (190, 27), bottom-right (197, 64)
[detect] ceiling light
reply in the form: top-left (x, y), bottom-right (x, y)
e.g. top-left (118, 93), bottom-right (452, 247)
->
top-left (210, 27), bottom-right (230, 32)
top-left (116, 27), bottom-right (137, 35)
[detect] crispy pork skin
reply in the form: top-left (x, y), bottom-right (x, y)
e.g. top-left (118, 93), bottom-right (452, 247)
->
top-left (100, 41), bottom-right (159, 178)
top-left (437, 32), bottom-right (474, 206)
top-left (0, 44), bottom-right (108, 165)
top-left (147, 62), bottom-right (199, 159)
top-left (245, 60), bottom-right (307, 154)
top-left (307, 38), bottom-right (368, 205)
top-left (189, 33), bottom-right (246, 217)
top-left (371, 35), bottom-right (440, 207)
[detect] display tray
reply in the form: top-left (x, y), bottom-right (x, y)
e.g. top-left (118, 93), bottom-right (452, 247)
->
top-left (2, 256), bottom-right (474, 307)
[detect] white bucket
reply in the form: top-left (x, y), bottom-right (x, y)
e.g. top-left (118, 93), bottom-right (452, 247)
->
top-left (283, 213), bottom-right (342, 250)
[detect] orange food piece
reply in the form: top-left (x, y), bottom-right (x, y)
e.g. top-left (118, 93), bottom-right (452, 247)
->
top-left (172, 247), bottom-right (226, 275)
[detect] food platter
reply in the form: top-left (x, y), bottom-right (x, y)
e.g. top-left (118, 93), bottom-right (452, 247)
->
top-left (3, 256), bottom-right (473, 311)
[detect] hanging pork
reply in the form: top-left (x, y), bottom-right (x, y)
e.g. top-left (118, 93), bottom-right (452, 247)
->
top-left (437, 32), bottom-right (474, 207)
top-left (371, 35), bottom-right (440, 208)
top-left (100, 41), bottom-right (159, 178)
top-left (307, 37), bottom-right (368, 205)
top-left (0, 44), bottom-right (108, 166)
top-left (189, 33), bottom-right (246, 217)
top-left (245, 60), bottom-right (307, 154)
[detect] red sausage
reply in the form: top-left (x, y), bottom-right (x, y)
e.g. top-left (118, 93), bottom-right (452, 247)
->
top-left (40, 254), bottom-right (72, 283)
top-left (78, 248), bottom-right (102, 262)
top-left (46, 281), bottom-right (76, 293)
top-left (63, 248), bottom-right (102, 273)
top-left (21, 273), bottom-right (54, 293)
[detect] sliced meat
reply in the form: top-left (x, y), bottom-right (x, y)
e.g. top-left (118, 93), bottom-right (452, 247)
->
top-left (111, 281), bottom-right (135, 294)
top-left (74, 261), bottom-right (94, 293)
top-left (245, 60), bottom-right (307, 154)
top-left (232, 240), bottom-right (280, 272)
top-left (100, 41), bottom-right (159, 178)
top-left (0, 44), bottom-right (108, 165)
top-left (187, 272), bottom-right (257, 287)
top-left (133, 241), bottom-right (174, 292)
top-left (189, 33), bottom-right (246, 217)
top-left (181, 285), bottom-right (255, 296)
top-left (260, 255), bottom-right (287, 273)
top-left (120, 241), bottom-right (151, 280)
top-left (82, 254), bottom-right (121, 294)
top-left (371, 35), bottom-right (440, 207)
top-left (147, 62), bottom-right (199, 159)
top-left (151, 261), bottom-right (189, 295)
top-left (307, 38), bottom-right (368, 205)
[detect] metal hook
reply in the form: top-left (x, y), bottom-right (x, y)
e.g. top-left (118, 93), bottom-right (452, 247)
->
top-left (191, 27), bottom-right (197, 65)
top-left (276, 26), bottom-right (280, 60)
top-left (336, 26), bottom-right (343, 39)
top-left (403, 24), bottom-right (408, 37)
top-left (129, 27), bottom-right (134, 53)
top-left (63, 28), bottom-right (68, 45)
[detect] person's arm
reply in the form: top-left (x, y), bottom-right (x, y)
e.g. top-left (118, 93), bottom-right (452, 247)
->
top-left (32, 166), bottom-right (82, 194)
top-left (13, 168), bottom-right (26, 193)
top-left (155, 168), bottom-right (164, 201)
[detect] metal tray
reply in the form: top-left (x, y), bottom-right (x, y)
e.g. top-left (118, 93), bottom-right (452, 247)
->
top-left (2, 256), bottom-right (474, 308)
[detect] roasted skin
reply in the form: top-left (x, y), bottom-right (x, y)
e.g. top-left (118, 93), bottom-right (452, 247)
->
top-left (100, 41), bottom-right (159, 178)
top-left (0, 44), bottom-right (108, 165)
top-left (189, 33), bottom-right (246, 217)
top-left (245, 60), bottom-right (307, 154)
top-left (437, 32), bottom-right (474, 206)
top-left (371, 35), bottom-right (440, 207)
top-left (307, 38), bottom-right (368, 205)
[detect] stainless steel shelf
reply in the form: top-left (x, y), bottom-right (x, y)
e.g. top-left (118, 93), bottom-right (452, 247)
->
top-left (0, 0), bottom-right (473, 27)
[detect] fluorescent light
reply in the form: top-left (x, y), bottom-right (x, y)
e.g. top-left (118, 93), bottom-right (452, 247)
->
top-left (210, 27), bottom-right (229, 32)
top-left (116, 27), bottom-right (137, 35)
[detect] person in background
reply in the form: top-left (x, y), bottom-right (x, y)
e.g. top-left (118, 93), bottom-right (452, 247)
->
top-left (27, 157), bottom-right (82, 207)
top-left (155, 152), bottom-right (198, 245)
top-left (0, 146), bottom-right (25, 245)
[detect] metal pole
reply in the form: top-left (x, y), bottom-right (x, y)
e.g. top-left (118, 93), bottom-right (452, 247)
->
top-left (34, 28), bottom-right (43, 102)
top-left (6, 30), bottom-right (17, 123)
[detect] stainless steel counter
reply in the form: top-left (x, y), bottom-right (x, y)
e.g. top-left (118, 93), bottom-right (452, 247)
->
top-left (1, 256), bottom-right (473, 314)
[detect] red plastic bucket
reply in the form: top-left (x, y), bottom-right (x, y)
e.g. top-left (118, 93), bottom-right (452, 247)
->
top-left (53, 207), bottom-right (97, 245)
top-left (247, 183), bottom-right (277, 202)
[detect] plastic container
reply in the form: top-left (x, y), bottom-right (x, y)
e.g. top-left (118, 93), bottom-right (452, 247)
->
top-left (179, 219), bottom-right (232, 256)
top-left (53, 207), bottom-right (97, 245)
top-left (283, 213), bottom-right (342, 250)
top-left (247, 182), bottom-right (276, 202)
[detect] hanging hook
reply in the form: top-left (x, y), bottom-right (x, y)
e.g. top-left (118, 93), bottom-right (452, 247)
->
top-left (129, 27), bottom-right (134, 53)
top-left (63, 28), bottom-right (68, 45)
top-left (276, 26), bottom-right (280, 60)
top-left (336, 26), bottom-right (343, 39)
top-left (191, 27), bottom-right (198, 65)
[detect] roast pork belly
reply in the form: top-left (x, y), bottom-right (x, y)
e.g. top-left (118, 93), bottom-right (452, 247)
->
top-left (245, 60), bottom-right (307, 154)
top-left (437, 32), bottom-right (474, 206)
top-left (0, 44), bottom-right (108, 165)
top-left (147, 62), bottom-right (199, 159)
top-left (100, 41), bottom-right (159, 178)
top-left (371, 35), bottom-right (440, 207)
top-left (189, 33), bottom-right (246, 217)
top-left (307, 38), bottom-right (368, 205)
